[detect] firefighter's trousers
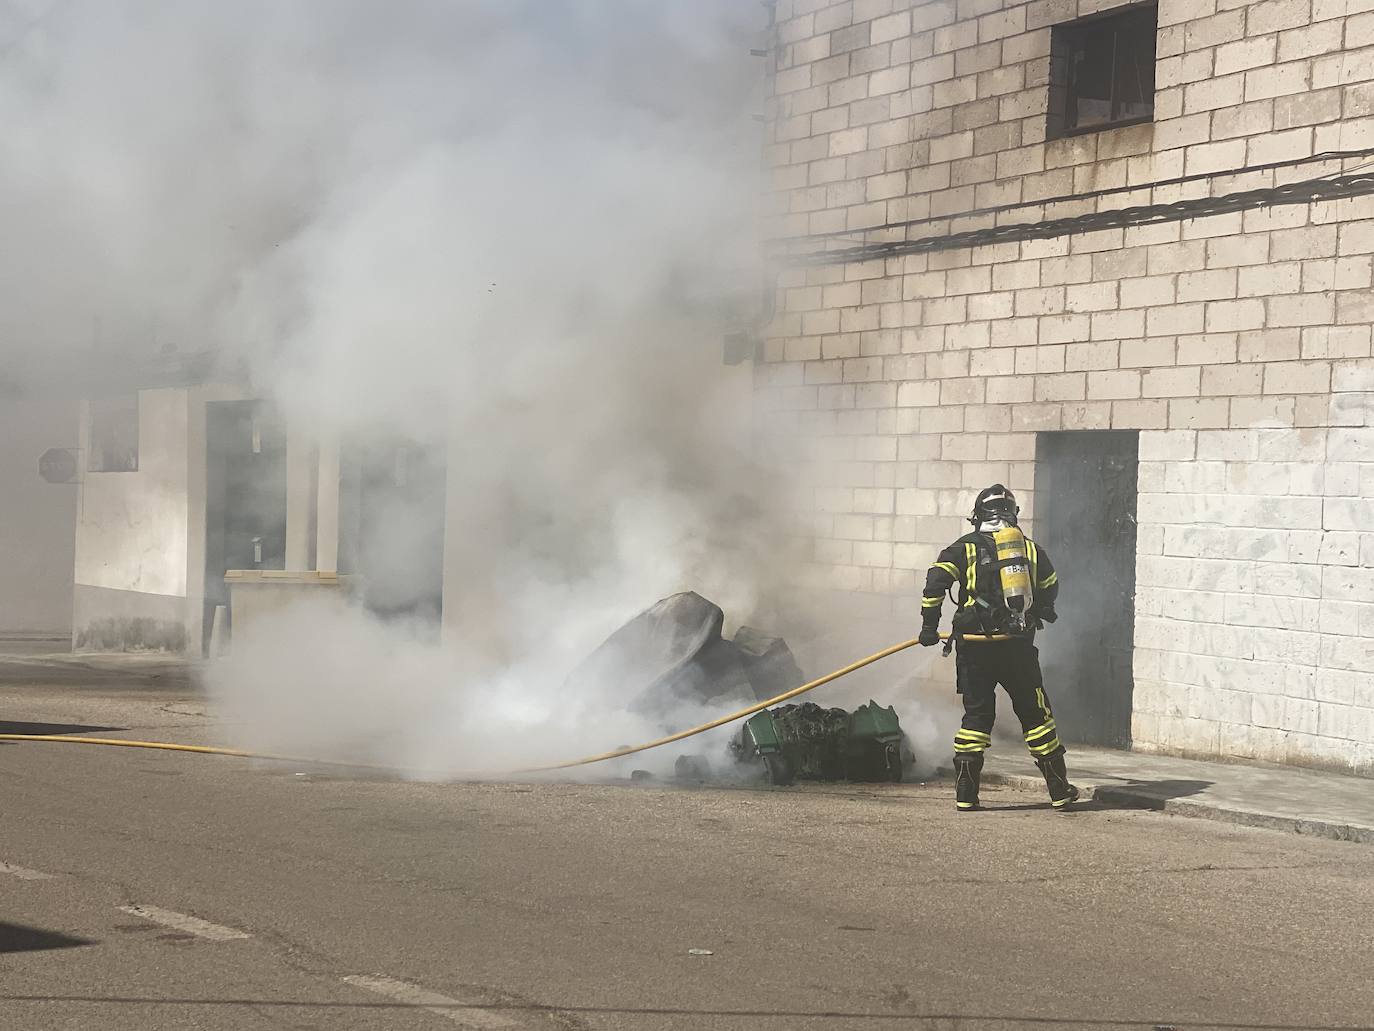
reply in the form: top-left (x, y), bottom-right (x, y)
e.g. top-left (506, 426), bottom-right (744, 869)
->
top-left (952, 640), bottom-right (1064, 761)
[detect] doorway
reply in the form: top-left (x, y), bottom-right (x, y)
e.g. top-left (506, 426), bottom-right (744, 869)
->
top-left (338, 438), bottom-right (447, 631)
top-left (1033, 430), bottom-right (1139, 748)
top-left (204, 401), bottom-right (288, 653)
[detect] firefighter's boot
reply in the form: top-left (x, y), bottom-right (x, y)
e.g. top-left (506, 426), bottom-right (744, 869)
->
top-left (1036, 752), bottom-right (1079, 810)
top-left (953, 753), bottom-right (983, 812)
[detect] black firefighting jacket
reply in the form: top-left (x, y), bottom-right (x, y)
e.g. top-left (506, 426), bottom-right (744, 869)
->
top-left (921, 531), bottom-right (1059, 637)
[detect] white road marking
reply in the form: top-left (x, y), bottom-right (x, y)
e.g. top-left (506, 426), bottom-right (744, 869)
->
top-left (0, 860), bottom-right (55, 880)
top-left (342, 974), bottom-right (518, 1028)
top-left (117, 904), bottom-right (250, 941)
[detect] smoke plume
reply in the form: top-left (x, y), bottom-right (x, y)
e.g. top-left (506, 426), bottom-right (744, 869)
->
top-left (1, 0), bottom-right (766, 770)
top-left (1, 0), bottom-right (955, 775)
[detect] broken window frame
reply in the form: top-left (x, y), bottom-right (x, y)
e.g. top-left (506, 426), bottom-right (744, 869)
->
top-left (1047, 4), bottom-right (1159, 141)
top-left (87, 395), bottom-right (140, 473)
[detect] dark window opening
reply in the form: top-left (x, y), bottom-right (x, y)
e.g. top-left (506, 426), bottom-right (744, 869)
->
top-left (1048, 4), bottom-right (1157, 140)
top-left (88, 395), bottom-right (139, 472)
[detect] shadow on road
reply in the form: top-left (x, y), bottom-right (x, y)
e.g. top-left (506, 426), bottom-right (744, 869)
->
top-left (1091, 778), bottom-right (1214, 810)
top-left (979, 779), bottom-right (1214, 815)
top-left (0, 721), bottom-right (123, 737)
top-left (0, 923), bottom-right (94, 954)
top-left (969, 779), bottom-right (1213, 814)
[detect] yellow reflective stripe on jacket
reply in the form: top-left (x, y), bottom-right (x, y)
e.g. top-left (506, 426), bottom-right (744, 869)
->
top-left (921, 596), bottom-right (942, 608)
top-left (963, 543), bottom-right (977, 605)
top-left (934, 561), bottom-right (959, 579)
top-left (1025, 538), bottom-right (1058, 589)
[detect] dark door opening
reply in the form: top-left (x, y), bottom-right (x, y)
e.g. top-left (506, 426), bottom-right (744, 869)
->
top-left (1034, 430), bottom-right (1139, 748)
top-left (204, 401), bottom-right (288, 653)
top-left (338, 438), bottom-right (447, 632)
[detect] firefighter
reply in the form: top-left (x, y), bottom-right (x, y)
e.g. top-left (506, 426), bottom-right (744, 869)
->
top-left (917, 484), bottom-right (1078, 812)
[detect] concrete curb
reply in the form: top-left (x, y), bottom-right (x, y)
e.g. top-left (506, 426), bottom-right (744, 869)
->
top-left (973, 769), bottom-right (1374, 845)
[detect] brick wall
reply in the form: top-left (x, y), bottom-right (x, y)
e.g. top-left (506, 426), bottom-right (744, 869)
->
top-left (766, 0), bottom-right (1374, 242)
top-left (1136, 424), bottom-right (1374, 771)
top-left (760, 0), bottom-right (1374, 772)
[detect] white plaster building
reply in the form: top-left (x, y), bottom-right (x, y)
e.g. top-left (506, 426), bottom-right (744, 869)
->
top-left (758, 0), bottom-right (1374, 772)
top-left (71, 381), bottom-right (262, 652)
top-left (63, 372), bottom-right (446, 654)
top-left (0, 397), bottom-right (78, 641)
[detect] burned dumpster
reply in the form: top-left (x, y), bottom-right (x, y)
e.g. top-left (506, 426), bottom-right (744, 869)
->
top-left (566, 592), bottom-right (917, 785)
top-left (731, 700), bottom-right (907, 786)
top-left (564, 592), bottom-right (809, 716)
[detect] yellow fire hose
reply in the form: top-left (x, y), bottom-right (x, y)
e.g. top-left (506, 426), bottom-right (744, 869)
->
top-left (0, 632), bottom-right (1008, 775)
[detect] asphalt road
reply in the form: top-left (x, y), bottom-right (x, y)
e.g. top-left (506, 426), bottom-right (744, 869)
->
top-left (2, 657), bottom-right (1373, 1031)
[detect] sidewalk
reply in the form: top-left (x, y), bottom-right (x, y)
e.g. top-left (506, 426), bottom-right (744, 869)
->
top-left (978, 746), bottom-right (1374, 844)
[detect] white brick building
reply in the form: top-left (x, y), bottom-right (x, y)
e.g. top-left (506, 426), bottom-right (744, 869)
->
top-left (759, 0), bottom-right (1374, 773)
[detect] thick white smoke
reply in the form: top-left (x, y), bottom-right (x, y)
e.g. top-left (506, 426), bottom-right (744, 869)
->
top-left (1, 1), bottom-right (950, 776)
top-left (1, 2), bottom-right (763, 382)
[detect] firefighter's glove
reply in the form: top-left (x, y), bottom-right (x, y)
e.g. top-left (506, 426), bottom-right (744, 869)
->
top-left (1034, 606), bottom-right (1058, 625)
top-left (918, 627), bottom-right (942, 648)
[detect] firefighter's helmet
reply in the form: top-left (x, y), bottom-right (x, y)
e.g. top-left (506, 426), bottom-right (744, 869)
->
top-left (970, 484), bottom-right (1019, 527)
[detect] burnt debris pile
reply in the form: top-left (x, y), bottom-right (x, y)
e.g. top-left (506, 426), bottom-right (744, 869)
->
top-left (568, 593), bottom-right (914, 785)
top-left (564, 592), bottom-right (805, 717)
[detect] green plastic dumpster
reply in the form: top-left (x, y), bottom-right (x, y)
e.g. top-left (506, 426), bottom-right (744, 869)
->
top-left (738, 709), bottom-right (793, 785)
top-left (845, 700), bottom-right (904, 782)
top-left (732, 700), bottom-right (906, 785)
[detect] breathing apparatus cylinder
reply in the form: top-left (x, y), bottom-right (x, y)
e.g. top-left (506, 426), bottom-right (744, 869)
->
top-left (992, 526), bottom-right (1034, 632)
